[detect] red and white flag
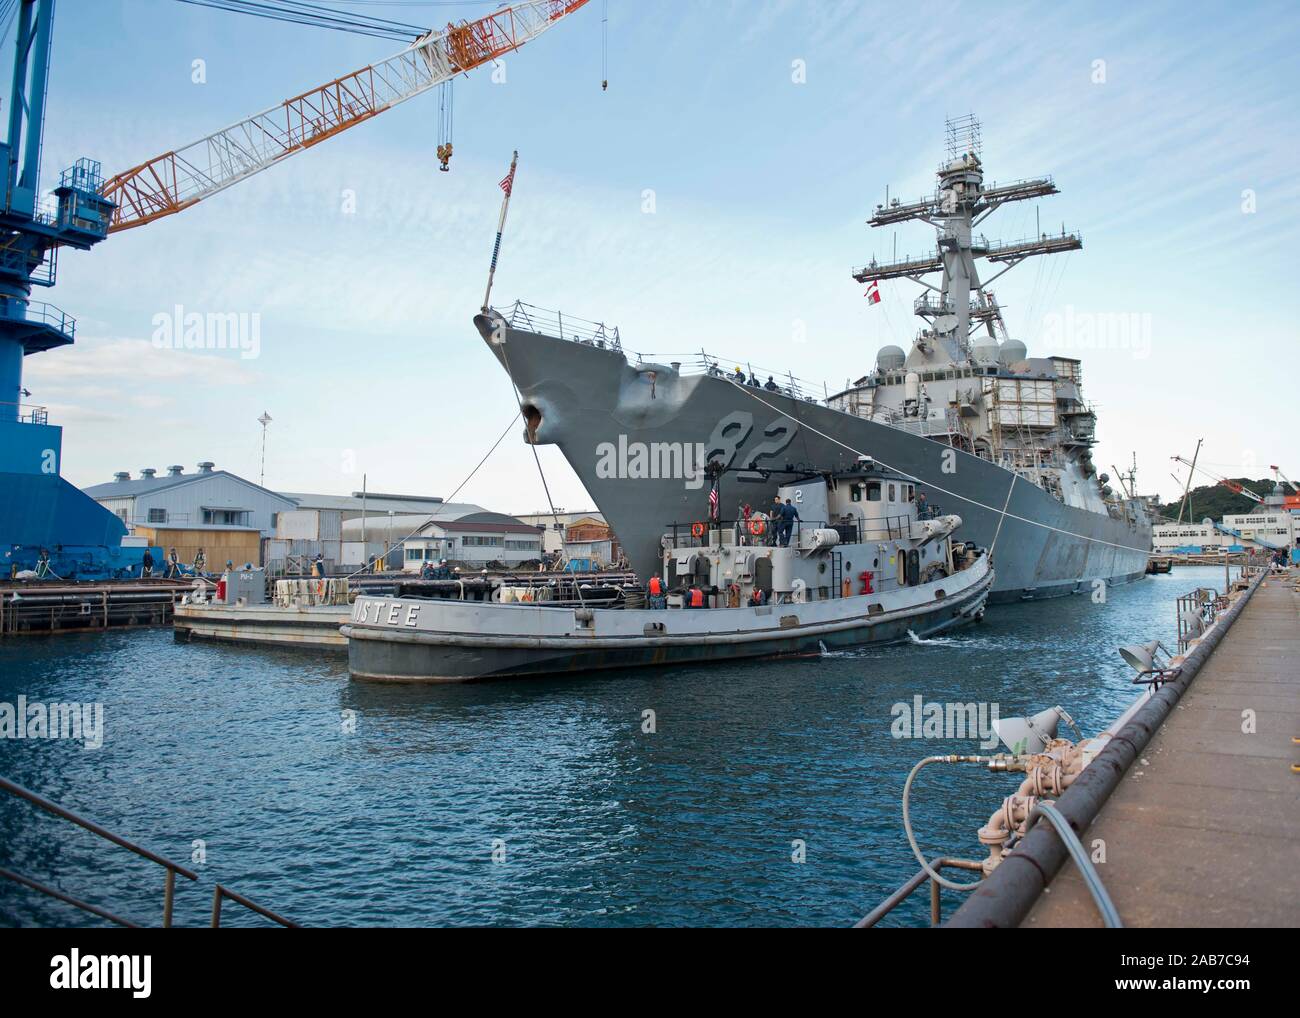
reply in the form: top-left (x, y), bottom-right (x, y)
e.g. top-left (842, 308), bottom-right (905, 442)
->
top-left (864, 280), bottom-right (881, 305)
top-left (499, 165), bottom-right (516, 196)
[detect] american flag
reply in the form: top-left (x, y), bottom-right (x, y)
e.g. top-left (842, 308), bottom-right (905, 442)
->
top-left (708, 480), bottom-right (719, 521)
top-left (499, 165), bottom-right (516, 196)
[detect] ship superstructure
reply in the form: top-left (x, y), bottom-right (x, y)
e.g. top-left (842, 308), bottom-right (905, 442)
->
top-left (835, 115), bottom-right (1112, 514)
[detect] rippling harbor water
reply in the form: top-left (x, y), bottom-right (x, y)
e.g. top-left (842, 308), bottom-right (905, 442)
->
top-left (0, 567), bottom-right (1232, 927)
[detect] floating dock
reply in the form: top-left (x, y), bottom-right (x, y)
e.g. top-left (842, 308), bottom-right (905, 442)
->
top-left (171, 571), bottom-right (641, 653)
top-left (0, 580), bottom-right (189, 637)
top-left (173, 602), bottom-right (348, 651)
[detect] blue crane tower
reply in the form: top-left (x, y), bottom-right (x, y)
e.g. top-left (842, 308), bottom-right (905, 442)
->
top-left (1, 0), bottom-right (143, 579)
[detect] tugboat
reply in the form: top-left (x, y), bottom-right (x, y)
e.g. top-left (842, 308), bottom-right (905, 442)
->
top-left (342, 458), bottom-right (993, 683)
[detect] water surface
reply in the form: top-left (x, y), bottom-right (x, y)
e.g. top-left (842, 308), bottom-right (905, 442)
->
top-left (0, 567), bottom-right (1229, 927)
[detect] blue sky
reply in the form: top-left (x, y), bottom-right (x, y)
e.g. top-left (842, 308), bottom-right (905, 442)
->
top-left (15, 0), bottom-right (1300, 511)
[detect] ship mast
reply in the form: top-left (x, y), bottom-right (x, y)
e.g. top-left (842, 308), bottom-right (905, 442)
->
top-left (852, 115), bottom-right (1081, 361)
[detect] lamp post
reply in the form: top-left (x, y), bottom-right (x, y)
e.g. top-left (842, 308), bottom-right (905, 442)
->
top-left (257, 411), bottom-right (272, 487)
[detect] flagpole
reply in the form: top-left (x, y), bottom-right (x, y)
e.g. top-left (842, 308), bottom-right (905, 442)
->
top-left (482, 150), bottom-right (519, 312)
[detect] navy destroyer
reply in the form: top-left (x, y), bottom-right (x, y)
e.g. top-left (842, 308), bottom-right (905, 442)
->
top-left (475, 119), bottom-right (1152, 602)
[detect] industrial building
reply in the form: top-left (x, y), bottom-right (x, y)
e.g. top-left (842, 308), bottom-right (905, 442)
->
top-left (86, 469), bottom-right (551, 573)
top-left (338, 510), bottom-right (543, 571)
top-left (513, 510), bottom-right (610, 554)
top-left (1152, 509), bottom-right (1298, 554)
top-left (84, 463), bottom-right (295, 568)
top-left (268, 492), bottom-right (509, 572)
top-left (561, 516), bottom-right (623, 570)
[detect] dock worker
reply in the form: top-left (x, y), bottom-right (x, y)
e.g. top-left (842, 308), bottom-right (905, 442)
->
top-left (688, 585), bottom-right (705, 609)
top-left (141, 548), bottom-right (153, 578)
top-left (648, 574), bottom-right (665, 609)
top-left (732, 365), bottom-right (745, 383)
top-left (193, 547), bottom-right (207, 575)
top-left (311, 553), bottom-right (325, 578)
top-left (764, 376), bottom-right (778, 391)
top-left (779, 498), bottom-right (800, 547)
top-left (166, 547), bottom-right (180, 578)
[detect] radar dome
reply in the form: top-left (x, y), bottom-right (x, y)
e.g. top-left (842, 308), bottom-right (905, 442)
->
top-left (876, 345), bottom-right (906, 372)
top-left (972, 339), bottom-right (1000, 365)
top-left (1099, 472), bottom-right (1110, 483)
top-left (998, 338), bottom-right (1028, 366)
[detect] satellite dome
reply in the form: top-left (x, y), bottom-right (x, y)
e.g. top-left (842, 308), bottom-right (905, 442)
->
top-left (998, 338), bottom-right (1028, 366)
top-left (1202, 517), bottom-right (1213, 527)
top-left (876, 345), bottom-right (906, 372)
top-left (1099, 472), bottom-right (1110, 483)
top-left (972, 339), bottom-right (1000, 365)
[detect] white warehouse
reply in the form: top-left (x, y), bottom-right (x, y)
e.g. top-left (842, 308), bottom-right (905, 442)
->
top-left (339, 510), bottom-right (543, 570)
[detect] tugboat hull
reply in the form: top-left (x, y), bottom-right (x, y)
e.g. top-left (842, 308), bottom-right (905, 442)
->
top-left (343, 557), bottom-right (992, 683)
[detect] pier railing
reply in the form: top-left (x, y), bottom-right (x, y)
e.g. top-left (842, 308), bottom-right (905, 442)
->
top-left (853, 857), bottom-right (984, 927)
top-left (0, 774), bottom-right (297, 927)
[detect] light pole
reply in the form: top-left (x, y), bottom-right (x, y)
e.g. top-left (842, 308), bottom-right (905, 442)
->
top-left (257, 411), bottom-right (272, 487)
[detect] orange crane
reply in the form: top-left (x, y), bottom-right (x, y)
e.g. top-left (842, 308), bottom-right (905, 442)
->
top-left (1171, 455), bottom-right (1263, 504)
top-left (101, 0), bottom-right (592, 232)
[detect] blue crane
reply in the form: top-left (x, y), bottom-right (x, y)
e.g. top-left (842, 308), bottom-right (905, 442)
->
top-left (0, 0), bottom-right (130, 579)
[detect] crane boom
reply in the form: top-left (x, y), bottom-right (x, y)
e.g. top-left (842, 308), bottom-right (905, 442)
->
top-left (1270, 465), bottom-right (1299, 493)
top-left (1171, 454), bottom-right (1263, 503)
top-left (101, 0), bottom-right (590, 232)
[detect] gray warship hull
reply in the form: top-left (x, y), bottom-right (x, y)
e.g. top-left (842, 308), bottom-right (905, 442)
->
top-left (475, 314), bottom-right (1149, 603)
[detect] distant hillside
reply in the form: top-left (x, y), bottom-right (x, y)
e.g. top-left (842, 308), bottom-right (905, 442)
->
top-left (1153, 478), bottom-right (1275, 522)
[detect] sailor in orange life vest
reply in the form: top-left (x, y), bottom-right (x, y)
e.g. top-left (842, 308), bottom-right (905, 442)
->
top-left (647, 574), bottom-right (666, 609)
top-left (687, 585), bottom-right (706, 609)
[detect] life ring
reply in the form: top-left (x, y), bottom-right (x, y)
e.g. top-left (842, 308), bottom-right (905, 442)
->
top-left (691, 522), bottom-right (706, 539)
top-left (748, 519), bottom-right (766, 536)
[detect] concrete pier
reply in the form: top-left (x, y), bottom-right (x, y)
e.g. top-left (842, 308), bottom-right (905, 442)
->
top-left (1023, 573), bottom-right (1300, 928)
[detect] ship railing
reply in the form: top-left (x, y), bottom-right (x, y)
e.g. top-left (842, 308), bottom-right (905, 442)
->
top-left (0, 401), bottom-right (49, 425)
top-left (681, 356), bottom-right (828, 403)
top-left (665, 514), bottom-right (918, 550)
top-left (0, 773), bottom-right (297, 927)
top-left (913, 294), bottom-right (954, 317)
top-left (495, 300), bottom-right (622, 352)
top-left (872, 407), bottom-right (963, 438)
